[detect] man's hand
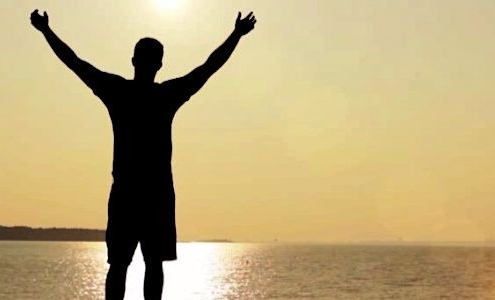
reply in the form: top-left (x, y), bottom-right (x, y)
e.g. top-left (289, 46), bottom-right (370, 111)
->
top-left (234, 12), bottom-right (256, 36)
top-left (30, 9), bottom-right (49, 32)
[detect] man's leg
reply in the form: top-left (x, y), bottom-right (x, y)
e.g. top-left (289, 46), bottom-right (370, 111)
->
top-left (144, 260), bottom-right (164, 300)
top-left (105, 263), bottom-right (129, 300)
top-left (105, 181), bottom-right (139, 299)
top-left (141, 184), bottom-right (175, 299)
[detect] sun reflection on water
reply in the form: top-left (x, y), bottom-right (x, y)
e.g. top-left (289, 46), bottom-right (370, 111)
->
top-left (4, 242), bottom-right (495, 299)
top-left (124, 242), bottom-right (256, 300)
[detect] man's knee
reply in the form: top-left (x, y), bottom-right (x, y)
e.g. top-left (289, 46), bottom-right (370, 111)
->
top-left (144, 260), bottom-right (163, 268)
top-left (108, 262), bottom-right (129, 275)
top-left (144, 260), bottom-right (163, 273)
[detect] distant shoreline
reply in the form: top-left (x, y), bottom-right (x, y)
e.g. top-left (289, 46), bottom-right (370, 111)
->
top-left (0, 225), bottom-right (105, 241)
top-left (1, 225), bottom-right (495, 246)
top-left (0, 225), bottom-right (233, 243)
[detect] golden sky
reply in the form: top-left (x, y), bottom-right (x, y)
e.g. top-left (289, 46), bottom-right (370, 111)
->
top-left (1, 0), bottom-right (495, 242)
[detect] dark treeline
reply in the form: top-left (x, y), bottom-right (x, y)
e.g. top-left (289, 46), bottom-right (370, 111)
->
top-left (0, 225), bottom-right (105, 241)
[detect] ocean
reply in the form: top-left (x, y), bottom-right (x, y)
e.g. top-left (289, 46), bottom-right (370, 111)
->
top-left (1, 241), bottom-right (495, 299)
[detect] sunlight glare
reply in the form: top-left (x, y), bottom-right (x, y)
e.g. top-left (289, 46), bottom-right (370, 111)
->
top-left (123, 243), bottom-right (252, 299)
top-left (155, 0), bottom-right (183, 11)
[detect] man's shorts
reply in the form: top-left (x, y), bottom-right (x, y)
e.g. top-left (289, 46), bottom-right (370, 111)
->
top-left (105, 179), bottom-right (177, 265)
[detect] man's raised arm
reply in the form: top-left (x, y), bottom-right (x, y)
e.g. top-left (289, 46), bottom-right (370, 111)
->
top-left (175, 12), bottom-right (257, 97)
top-left (30, 9), bottom-right (118, 94)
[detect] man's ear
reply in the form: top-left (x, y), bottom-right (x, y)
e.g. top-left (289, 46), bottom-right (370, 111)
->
top-left (156, 61), bottom-right (163, 71)
top-left (132, 57), bottom-right (136, 67)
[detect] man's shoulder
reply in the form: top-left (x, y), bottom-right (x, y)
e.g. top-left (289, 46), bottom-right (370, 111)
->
top-left (105, 73), bottom-right (128, 84)
top-left (159, 76), bottom-right (195, 95)
top-left (92, 73), bottom-right (128, 101)
top-left (158, 77), bottom-right (192, 105)
top-left (159, 77), bottom-right (184, 88)
top-left (96, 73), bottom-right (128, 90)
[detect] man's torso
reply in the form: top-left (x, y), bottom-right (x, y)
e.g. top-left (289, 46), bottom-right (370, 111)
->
top-left (93, 77), bottom-right (190, 184)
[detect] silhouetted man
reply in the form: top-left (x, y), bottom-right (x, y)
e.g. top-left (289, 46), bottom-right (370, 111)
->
top-left (30, 9), bottom-right (256, 300)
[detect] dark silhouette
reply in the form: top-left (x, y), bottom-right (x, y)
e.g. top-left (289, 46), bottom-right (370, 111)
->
top-left (30, 9), bottom-right (256, 300)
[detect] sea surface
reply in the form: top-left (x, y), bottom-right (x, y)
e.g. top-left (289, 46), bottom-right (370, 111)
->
top-left (2, 241), bottom-right (495, 299)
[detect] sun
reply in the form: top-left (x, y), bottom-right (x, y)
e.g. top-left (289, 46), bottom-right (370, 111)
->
top-left (155, 0), bottom-right (183, 11)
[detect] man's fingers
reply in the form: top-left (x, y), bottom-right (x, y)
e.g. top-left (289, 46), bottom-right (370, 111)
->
top-left (236, 10), bottom-right (257, 31)
top-left (43, 11), bottom-right (48, 18)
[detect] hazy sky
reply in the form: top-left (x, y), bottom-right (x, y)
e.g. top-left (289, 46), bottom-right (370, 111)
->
top-left (2, 0), bottom-right (495, 242)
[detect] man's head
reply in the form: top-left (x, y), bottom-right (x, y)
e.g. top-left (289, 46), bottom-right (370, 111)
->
top-left (132, 37), bottom-right (164, 77)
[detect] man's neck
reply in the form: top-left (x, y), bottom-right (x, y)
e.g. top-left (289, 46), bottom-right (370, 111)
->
top-left (133, 72), bottom-right (156, 84)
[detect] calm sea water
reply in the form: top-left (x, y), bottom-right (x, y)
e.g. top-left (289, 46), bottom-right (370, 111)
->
top-left (2, 241), bottom-right (495, 299)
